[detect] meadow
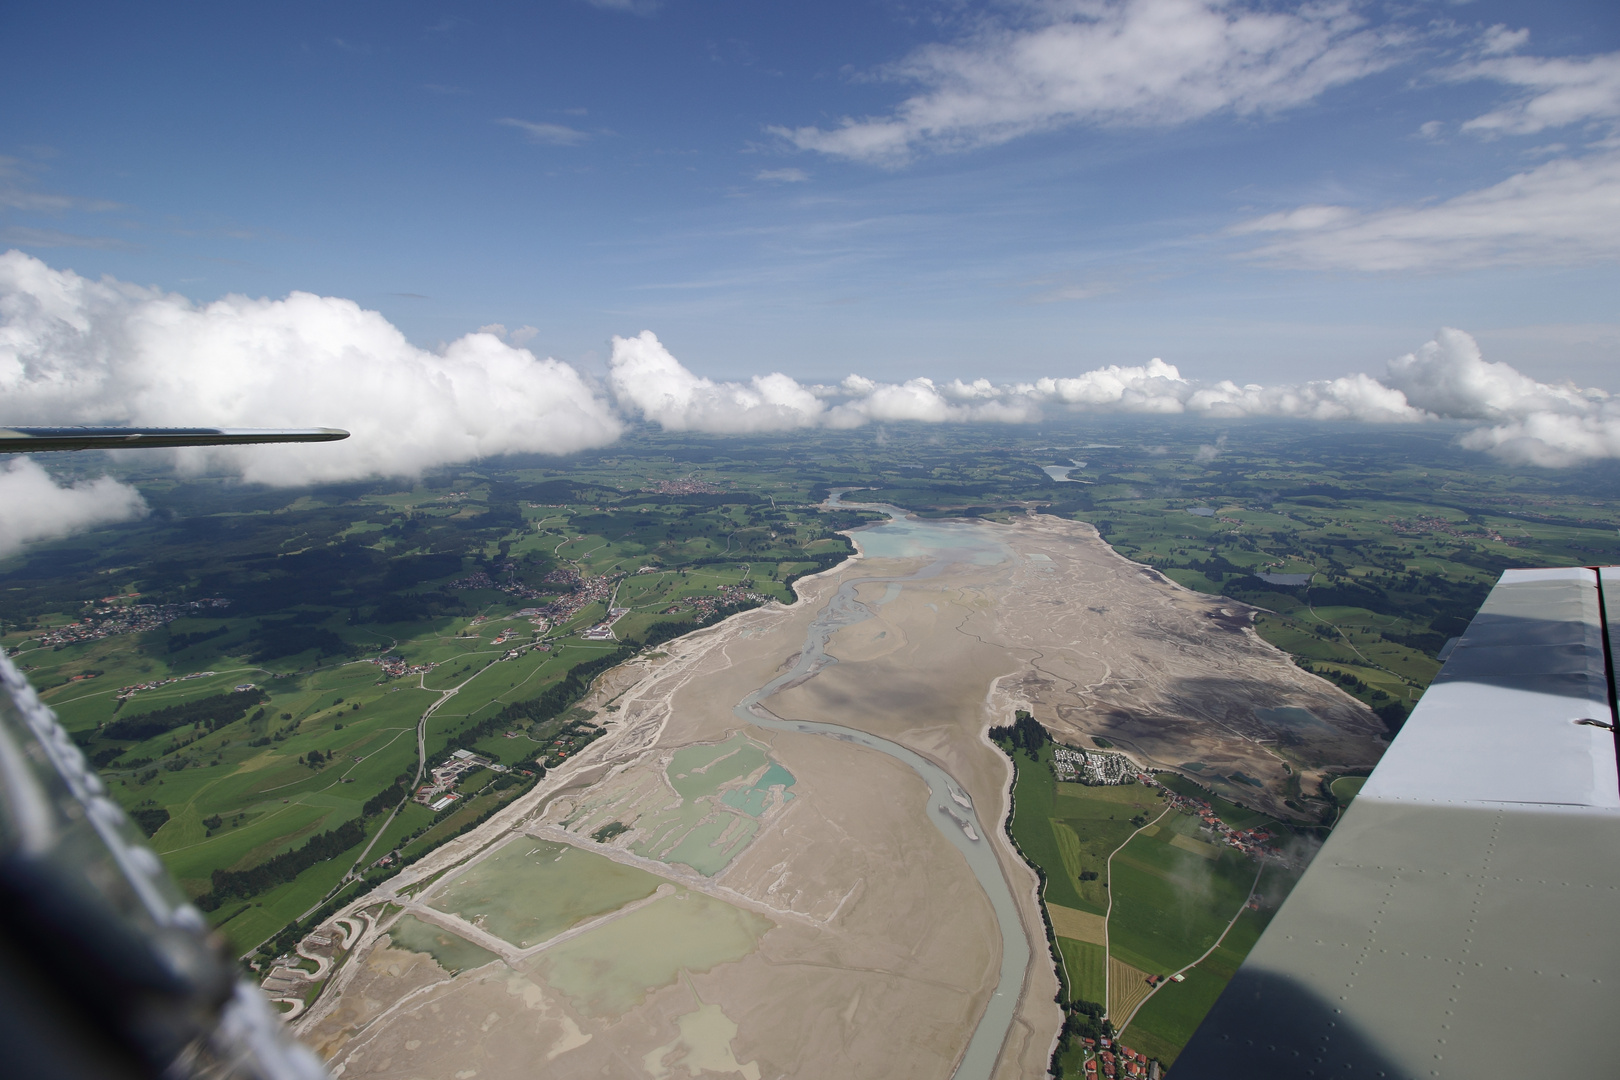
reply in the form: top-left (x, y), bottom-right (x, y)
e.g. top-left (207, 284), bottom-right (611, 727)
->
top-left (996, 731), bottom-right (1302, 1075)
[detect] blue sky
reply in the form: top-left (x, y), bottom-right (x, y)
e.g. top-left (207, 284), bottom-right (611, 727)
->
top-left (2, 0), bottom-right (1617, 387)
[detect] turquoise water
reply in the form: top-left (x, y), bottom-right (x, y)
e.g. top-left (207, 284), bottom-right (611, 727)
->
top-left (629, 733), bottom-right (797, 875)
top-left (842, 501), bottom-right (1010, 566)
top-left (721, 762), bottom-right (796, 817)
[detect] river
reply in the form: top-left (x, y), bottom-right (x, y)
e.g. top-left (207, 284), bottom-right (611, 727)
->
top-left (732, 493), bottom-right (1031, 1080)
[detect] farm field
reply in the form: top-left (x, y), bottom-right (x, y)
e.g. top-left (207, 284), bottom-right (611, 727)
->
top-left (996, 728), bottom-right (1303, 1074)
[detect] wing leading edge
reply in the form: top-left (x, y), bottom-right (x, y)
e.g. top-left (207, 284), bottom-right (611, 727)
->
top-left (0, 427), bottom-right (350, 453)
top-left (1173, 566), bottom-right (1620, 1078)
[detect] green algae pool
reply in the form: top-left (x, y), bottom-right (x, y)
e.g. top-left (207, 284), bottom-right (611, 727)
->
top-left (386, 914), bottom-right (500, 974)
top-left (721, 761), bottom-right (796, 817)
top-left (531, 889), bottom-right (773, 1017)
top-left (629, 734), bottom-right (797, 876)
top-left (429, 837), bottom-right (663, 948)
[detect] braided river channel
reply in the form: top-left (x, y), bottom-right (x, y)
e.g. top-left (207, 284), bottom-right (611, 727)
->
top-left (733, 493), bottom-right (1029, 1080)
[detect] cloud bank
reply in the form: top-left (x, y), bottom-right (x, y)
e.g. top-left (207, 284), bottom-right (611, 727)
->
top-left (0, 456), bottom-right (147, 558)
top-left (0, 250), bottom-right (624, 487)
top-left (606, 327), bottom-right (1620, 470)
top-left (5, 250), bottom-right (1620, 560)
top-left (771, 0), bottom-right (1398, 164)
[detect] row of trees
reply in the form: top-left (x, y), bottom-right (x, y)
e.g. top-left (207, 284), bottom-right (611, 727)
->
top-left (103, 689), bottom-right (267, 742)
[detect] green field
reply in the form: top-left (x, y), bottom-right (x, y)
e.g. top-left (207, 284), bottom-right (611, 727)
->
top-left (1331, 775), bottom-right (1367, 804)
top-left (1124, 873), bottom-right (1281, 1066)
top-left (1057, 937), bottom-right (1107, 1003)
top-left (994, 724), bottom-right (1304, 1075)
top-left (1006, 743), bottom-right (1155, 914)
top-left (1104, 824), bottom-right (1257, 974)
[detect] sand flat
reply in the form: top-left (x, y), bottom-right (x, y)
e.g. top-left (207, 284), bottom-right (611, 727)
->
top-left (303, 509), bottom-right (1387, 1079)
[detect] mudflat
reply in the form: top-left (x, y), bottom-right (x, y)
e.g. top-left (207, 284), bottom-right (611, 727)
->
top-left (300, 509), bottom-right (1385, 1079)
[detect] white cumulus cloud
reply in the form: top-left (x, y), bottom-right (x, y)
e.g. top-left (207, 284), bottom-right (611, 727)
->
top-left (606, 330), bottom-right (828, 432)
top-left (771, 0), bottom-right (1399, 164)
top-left (0, 457), bottom-right (147, 558)
top-left (604, 324), bottom-right (1620, 469)
top-left (0, 250), bottom-right (624, 486)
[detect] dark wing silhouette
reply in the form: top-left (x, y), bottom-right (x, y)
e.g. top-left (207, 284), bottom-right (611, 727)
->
top-left (0, 427), bottom-right (349, 453)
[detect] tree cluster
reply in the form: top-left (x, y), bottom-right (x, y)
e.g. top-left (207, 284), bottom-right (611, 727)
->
top-left (988, 710), bottom-right (1049, 759)
top-left (103, 688), bottom-right (267, 742)
top-left (197, 816), bottom-right (366, 910)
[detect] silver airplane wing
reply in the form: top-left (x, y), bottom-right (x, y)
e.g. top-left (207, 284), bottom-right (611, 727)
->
top-left (1175, 565), bottom-right (1620, 1078)
top-left (0, 427), bottom-right (349, 453)
top-left (0, 422), bottom-right (342, 1078)
top-left (0, 652), bottom-right (328, 1080)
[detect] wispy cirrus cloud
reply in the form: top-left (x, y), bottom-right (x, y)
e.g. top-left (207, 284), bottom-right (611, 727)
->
top-left (755, 167), bottom-right (809, 183)
top-left (1228, 150), bottom-right (1620, 271)
top-left (1444, 32), bottom-right (1620, 136)
top-left (770, 0), bottom-right (1405, 164)
top-left (583, 0), bottom-right (661, 15)
top-left (495, 118), bottom-right (590, 145)
top-left (0, 226), bottom-right (130, 250)
top-left (0, 187), bottom-right (122, 214)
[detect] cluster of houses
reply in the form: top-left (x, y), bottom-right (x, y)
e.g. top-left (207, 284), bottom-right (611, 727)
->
top-left (22, 597), bottom-right (230, 651)
top-left (1079, 1039), bottom-right (1160, 1079)
top-left (366, 655), bottom-right (436, 679)
top-left (537, 566), bottom-right (625, 625)
top-left (643, 477), bottom-right (723, 495)
top-left (447, 566), bottom-right (555, 602)
top-left (684, 582), bottom-right (770, 621)
top-left (115, 669), bottom-right (217, 700)
top-left (1387, 513), bottom-right (1509, 545)
top-left (1145, 777), bottom-right (1279, 859)
top-left (414, 748), bottom-right (505, 811)
top-left (1052, 744), bottom-right (1137, 786)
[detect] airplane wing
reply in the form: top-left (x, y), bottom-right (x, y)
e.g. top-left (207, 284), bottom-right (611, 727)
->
top-left (0, 652), bottom-right (327, 1079)
top-left (0, 427), bottom-right (350, 453)
top-left (1175, 566), bottom-right (1620, 1077)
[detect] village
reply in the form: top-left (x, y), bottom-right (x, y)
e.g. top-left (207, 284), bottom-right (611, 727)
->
top-left (1077, 1036), bottom-right (1162, 1080)
top-left (115, 669), bottom-right (219, 700)
top-left (13, 596), bottom-right (231, 652)
top-left (1140, 774), bottom-right (1280, 861)
top-left (642, 477), bottom-right (724, 495)
top-left (365, 655), bottom-right (437, 680)
top-left (1052, 744), bottom-right (1281, 861)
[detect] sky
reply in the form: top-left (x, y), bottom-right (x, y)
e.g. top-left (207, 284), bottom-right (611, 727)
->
top-left (2, 0), bottom-right (1616, 387)
top-left (3, 1), bottom-right (1620, 545)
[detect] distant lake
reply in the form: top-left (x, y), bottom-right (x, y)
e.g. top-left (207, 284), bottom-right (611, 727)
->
top-left (1041, 464), bottom-right (1091, 483)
